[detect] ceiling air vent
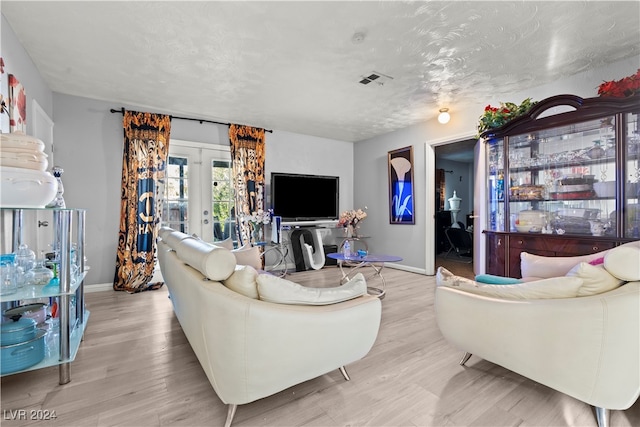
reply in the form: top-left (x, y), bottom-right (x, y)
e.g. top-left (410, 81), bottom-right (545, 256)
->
top-left (359, 71), bottom-right (393, 86)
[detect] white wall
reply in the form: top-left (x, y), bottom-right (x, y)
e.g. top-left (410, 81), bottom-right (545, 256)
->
top-left (0, 14), bottom-right (53, 134)
top-left (52, 93), bottom-right (353, 287)
top-left (355, 56), bottom-right (640, 274)
top-left (263, 130), bottom-right (353, 214)
top-left (3, 11), bottom-right (639, 280)
top-left (353, 125), bottom-right (429, 271)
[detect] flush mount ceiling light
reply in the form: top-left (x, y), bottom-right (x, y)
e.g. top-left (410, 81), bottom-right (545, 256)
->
top-left (438, 108), bottom-right (451, 124)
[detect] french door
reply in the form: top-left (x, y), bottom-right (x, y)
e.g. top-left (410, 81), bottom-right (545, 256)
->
top-left (162, 140), bottom-right (235, 244)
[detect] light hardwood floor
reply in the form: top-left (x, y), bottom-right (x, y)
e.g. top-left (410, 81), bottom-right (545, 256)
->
top-left (1, 266), bottom-right (638, 426)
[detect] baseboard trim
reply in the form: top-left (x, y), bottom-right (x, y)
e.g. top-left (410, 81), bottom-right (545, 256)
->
top-left (386, 263), bottom-right (426, 275)
top-left (85, 283), bottom-right (114, 293)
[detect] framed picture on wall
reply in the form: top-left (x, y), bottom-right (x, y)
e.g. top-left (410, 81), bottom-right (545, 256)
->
top-left (388, 145), bottom-right (415, 224)
top-left (8, 74), bottom-right (26, 133)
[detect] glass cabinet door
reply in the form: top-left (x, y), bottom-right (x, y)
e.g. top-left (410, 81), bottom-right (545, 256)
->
top-left (486, 138), bottom-right (505, 231)
top-left (626, 111), bottom-right (640, 238)
top-left (507, 115), bottom-right (619, 237)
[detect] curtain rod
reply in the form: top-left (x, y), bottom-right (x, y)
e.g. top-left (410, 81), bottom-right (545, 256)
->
top-left (109, 107), bottom-right (273, 133)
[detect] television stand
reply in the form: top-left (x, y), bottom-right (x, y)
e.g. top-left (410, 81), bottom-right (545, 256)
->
top-left (282, 219), bottom-right (338, 227)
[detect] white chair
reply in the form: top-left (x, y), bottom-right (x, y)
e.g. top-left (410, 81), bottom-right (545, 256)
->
top-left (435, 241), bottom-right (640, 427)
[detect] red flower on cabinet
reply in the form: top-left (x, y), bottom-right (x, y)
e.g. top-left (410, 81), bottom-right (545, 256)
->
top-left (598, 69), bottom-right (640, 98)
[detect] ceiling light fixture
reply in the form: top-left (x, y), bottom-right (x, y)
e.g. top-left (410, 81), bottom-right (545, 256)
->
top-left (438, 108), bottom-right (450, 124)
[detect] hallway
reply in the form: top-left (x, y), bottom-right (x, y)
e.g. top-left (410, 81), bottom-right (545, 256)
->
top-left (435, 253), bottom-right (474, 280)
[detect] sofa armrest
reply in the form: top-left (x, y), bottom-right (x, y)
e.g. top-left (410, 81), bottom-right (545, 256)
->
top-left (435, 282), bottom-right (640, 410)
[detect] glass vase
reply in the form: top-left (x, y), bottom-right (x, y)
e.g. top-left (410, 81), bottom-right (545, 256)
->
top-left (345, 225), bottom-right (355, 238)
top-left (252, 224), bottom-right (263, 245)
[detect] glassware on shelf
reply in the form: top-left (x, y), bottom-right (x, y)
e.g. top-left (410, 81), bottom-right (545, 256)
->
top-left (15, 244), bottom-right (36, 274)
top-left (0, 255), bottom-right (18, 296)
top-left (25, 258), bottom-right (54, 286)
top-left (587, 141), bottom-right (605, 159)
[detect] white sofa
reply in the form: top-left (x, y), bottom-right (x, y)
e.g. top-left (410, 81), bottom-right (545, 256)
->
top-left (157, 227), bottom-right (382, 427)
top-left (435, 241), bottom-right (640, 427)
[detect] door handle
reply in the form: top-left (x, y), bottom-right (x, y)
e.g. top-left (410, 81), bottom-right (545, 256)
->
top-left (38, 220), bottom-right (49, 227)
top-left (203, 219), bottom-right (209, 225)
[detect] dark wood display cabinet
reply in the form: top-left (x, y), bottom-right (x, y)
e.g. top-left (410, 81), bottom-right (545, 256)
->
top-left (481, 94), bottom-right (640, 277)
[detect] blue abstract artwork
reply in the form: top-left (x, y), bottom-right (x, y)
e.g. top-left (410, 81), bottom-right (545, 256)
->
top-left (388, 146), bottom-right (415, 224)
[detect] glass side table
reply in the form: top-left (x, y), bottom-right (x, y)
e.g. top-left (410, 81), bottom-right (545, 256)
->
top-left (257, 241), bottom-right (289, 277)
top-left (326, 252), bottom-right (403, 299)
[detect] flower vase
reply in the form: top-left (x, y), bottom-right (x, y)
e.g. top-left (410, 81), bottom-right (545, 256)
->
top-left (252, 224), bottom-right (262, 245)
top-left (345, 225), bottom-right (355, 238)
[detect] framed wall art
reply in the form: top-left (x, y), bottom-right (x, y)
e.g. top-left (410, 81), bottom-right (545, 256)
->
top-left (9, 74), bottom-right (26, 133)
top-left (388, 145), bottom-right (415, 224)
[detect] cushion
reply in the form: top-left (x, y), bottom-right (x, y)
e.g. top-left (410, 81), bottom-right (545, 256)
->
top-left (232, 244), bottom-right (262, 271)
top-left (223, 265), bottom-right (259, 299)
top-left (215, 237), bottom-right (235, 251)
top-left (474, 274), bottom-right (522, 285)
top-left (566, 262), bottom-right (624, 296)
top-left (257, 273), bottom-right (367, 305)
top-left (520, 251), bottom-right (606, 279)
top-left (436, 267), bottom-right (583, 299)
top-left (174, 237), bottom-right (236, 281)
top-left (604, 243), bottom-right (640, 281)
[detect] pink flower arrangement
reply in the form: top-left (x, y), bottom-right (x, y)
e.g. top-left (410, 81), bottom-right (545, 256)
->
top-left (338, 208), bottom-right (367, 229)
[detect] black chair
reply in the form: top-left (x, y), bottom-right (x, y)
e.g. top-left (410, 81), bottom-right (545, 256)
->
top-left (444, 227), bottom-right (473, 263)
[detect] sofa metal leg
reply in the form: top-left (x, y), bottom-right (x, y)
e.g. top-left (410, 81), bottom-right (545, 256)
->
top-left (595, 407), bottom-right (609, 427)
top-left (339, 366), bottom-right (350, 381)
top-left (459, 352), bottom-right (472, 366)
top-left (224, 404), bottom-right (237, 427)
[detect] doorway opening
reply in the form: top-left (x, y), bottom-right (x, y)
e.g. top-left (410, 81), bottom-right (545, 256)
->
top-left (434, 138), bottom-right (477, 279)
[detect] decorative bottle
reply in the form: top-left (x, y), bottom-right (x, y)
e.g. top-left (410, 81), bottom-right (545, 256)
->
top-left (47, 166), bottom-right (66, 208)
top-left (343, 239), bottom-right (351, 257)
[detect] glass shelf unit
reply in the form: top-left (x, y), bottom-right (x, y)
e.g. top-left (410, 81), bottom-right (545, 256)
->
top-left (0, 207), bottom-right (87, 385)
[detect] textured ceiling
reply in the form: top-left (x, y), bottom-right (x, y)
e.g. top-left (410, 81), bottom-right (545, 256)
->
top-left (2, 1), bottom-right (639, 142)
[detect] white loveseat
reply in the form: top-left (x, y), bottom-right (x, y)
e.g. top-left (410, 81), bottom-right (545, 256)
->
top-left (157, 227), bottom-right (382, 427)
top-left (435, 241), bottom-right (640, 427)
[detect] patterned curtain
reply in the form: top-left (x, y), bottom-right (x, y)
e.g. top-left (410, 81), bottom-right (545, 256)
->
top-left (113, 111), bottom-right (171, 293)
top-left (229, 124), bottom-right (266, 245)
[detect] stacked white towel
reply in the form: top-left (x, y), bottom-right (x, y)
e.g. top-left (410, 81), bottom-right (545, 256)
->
top-left (0, 133), bottom-right (57, 208)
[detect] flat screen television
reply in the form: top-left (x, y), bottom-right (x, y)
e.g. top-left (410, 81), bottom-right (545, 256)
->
top-left (270, 172), bottom-right (339, 221)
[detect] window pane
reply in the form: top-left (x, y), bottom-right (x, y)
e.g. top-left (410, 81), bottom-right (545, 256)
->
top-left (211, 159), bottom-right (235, 243)
top-left (163, 156), bottom-right (189, 233)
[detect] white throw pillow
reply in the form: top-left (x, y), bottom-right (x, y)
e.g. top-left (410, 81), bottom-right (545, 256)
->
top-left (223, 265), bottom-right (259, 299)
top-left (604, 243), bottom-right (640, 281)
top-left (520, 251), bottom-right (606, 279)
top-left (566, 262), bottom-right (624, 296)
top-left (257, 273), bottom-right (367, 305)
top-left (232, 244), bottom-right (262, 271)
top-left (216, 237), bottom-right (235, 251)
top-left (436, 267), bottom-right (583, 299)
